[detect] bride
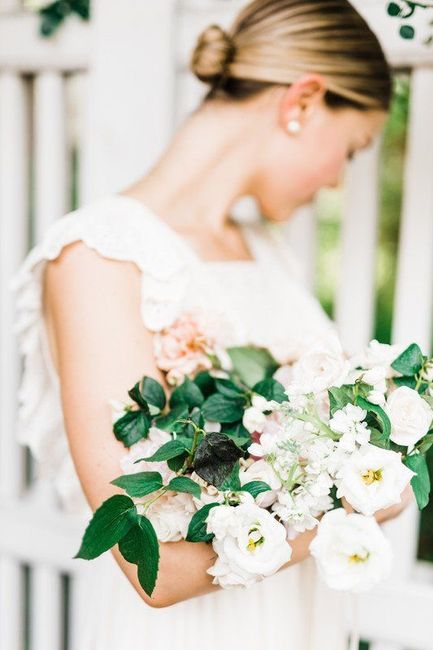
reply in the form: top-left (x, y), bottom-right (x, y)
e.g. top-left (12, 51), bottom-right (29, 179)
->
top-left (12, 1), bottom-right (412, 648)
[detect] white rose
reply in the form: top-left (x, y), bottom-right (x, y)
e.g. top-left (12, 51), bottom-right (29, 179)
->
top-left (206, 502), bottom-right (292, 588)
top-left (310, 508), bottom-right (393, 592)
top-left (335, 444), bottom-right (414, 516)
top-left (290, 337), bottom-right (350, 395)
top-left (120, 427), bottom-right (176, 485)
top-left (144, 492), bottom-right (197, 542)
top-left (240, 459), bottom-right (282, 507)
top-left (243, 406), bottom-right (267, 434)
top-left (385, 386), bottom-right (433, 447)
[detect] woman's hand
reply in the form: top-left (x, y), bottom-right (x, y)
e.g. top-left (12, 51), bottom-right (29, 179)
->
top-left (341, 483), bottom-right (415, 524)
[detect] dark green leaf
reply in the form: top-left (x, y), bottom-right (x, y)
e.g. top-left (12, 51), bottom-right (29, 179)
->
top-left (110, 472), bottom-right (163, 497)
top-left (167, 476), bottom-right (201, 500)
top-left (328, 386), bottom-right (354, 415)
top-left (355, 396), bottom-right (391, 439)
top-left (228, 346), bottom-right (278, 388)
top-left (74, 495), bottom-right (136, 560)
top-left (139, 377), bottom-right (166, 410)
top-left (137, 439), bottom-right (189, 463)
top-left (194, 371), bottom-right (216, 397)
top-left (391, 343), bottom-right (424, 376)
top-left (169, 377), bottom-right (204, 409)
top-left (113, 410), bottom-right (151, 448)
top-left (393, 376), bottom-right (417, 390)
top-left (417, 433), bottom-right (433, 455)
top-left (185, 503), bottom-right (220, 542)
top-left (253, 378), bottom-right (286, 404)
top-left (400, 24), bottom-right (415, 39)
top-left (387, 2), bottom-right (402, 17)
top-left (241, 480), bottom-right (272, 498)
top-left (167, 452), bottom-right (189, 472)
top-left (221, 422), bottom-right (252, 450)
top-left (202, 394), bottom-right (245, 423)
top-left (215, 378), bottom-right (246, 399)
top-left (193, 432), bottom-right (244, 487)
top-left (154, 404), bottom-right (189, 432)
top-left (369, 427), bottom-right (391, 450)
top-left (404, 454), bottom-right (430, 509)
top-left (118, 515), bottom-right (159, 597)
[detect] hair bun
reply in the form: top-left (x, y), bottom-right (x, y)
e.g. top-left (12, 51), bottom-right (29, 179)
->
top-left (190, 24), bottom-right (235, 84)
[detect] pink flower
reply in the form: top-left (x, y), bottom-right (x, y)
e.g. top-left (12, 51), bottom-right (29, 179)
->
top-left (153, 311), bottom-right (223, 385)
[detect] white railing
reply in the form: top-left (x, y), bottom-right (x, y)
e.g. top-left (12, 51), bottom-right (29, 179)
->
top-left (0, 1), bottom-right (432, 649)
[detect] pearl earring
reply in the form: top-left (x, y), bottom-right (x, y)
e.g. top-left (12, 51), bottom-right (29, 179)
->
top-left (287, 119), bottom-right (301, 134)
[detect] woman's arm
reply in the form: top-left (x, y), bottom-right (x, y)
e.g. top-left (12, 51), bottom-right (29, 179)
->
top-left (43, 240), bottom-right (319, 608)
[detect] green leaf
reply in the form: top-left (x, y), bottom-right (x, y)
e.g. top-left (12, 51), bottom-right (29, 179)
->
top-left (110, 472), bottom-right (163, 497)
top-left (202, 394), bottom-right (245, 423)
top-left (369, 427), bottom-right (391, 450)
top-left (113, 410), bottom-right (151, 448)
top-left (193, 371), bottom-right (216, 397)
top-left (387, 2), bottom-right (402, 17)
top-left (241, 480), bottom-right (272, 498)
top-left (136, 439), bottom-right (189, 463)
top-left (221, 422), bottom-right (252, 450)
top-left (228, 346), bottom-right (278, 388)
top-left (417, 433), bottom-right (433, 455)
top-left (154, 404), bottom-right (189, 432)
top-left (167, 452), bottom-right (189, 472)
top-left (253, 378), bottom-right (286, 404)
top-left (328, 385), bottom-right (354, 415)
top-left (393, 376), bottom-right (418, 390)
top-left (215, 378), bottom-right (246, 399)
top-left (169, 377), bottom-right (204, 409)
top-left (139, 377), bottom-right (166, 410)
top-left (193, 432), bottom-right (244, 488)
top-left (74, 495), bottom-right (136, 560)
top-left (355, 396), bottom-right (391, 440)
top-left (167, 476), bottom-right (201, 500)
top-left (118, 515), bottom-right (159, 597)
top-left (391, 343), bottom-right (424, 376)
top-left (404, 454), bottom-right (430, 509)
top-left (220, 460), bottom-right (241, 490)
top-left (185, 503), bottom-right (220, 542)
top-left (400, 24), bottom-right (415, 40)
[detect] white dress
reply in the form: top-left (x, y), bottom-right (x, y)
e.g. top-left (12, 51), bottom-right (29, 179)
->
top-left (10, 193), bottom-right (348, 650)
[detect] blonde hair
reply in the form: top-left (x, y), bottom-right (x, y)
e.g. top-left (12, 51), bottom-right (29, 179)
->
top-left (190, 0), bottom-right (392, 111)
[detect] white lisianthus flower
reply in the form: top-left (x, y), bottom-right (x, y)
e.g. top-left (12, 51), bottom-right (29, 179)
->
top-left (24, 0), bottom-right (53, 10)
top-left (385, 386), bottom-right (433, 447)
top-left (206, 502), bottom-right (292, 588)
top-left (335, 444), bottom-right (414, 516)
top-left (243, 406), bottom-right (267, 434)
top-left (143, 492), bottom-right (197, 542)
top-left (329, 404), bottom-right (370, 452)
top-left (240, 459), bottom-right (282, 507)
top-left (310, 508), bottom-right (393, 593)
top-left (289, 337), bottom-right (350, 395)
top-left (120, 427), bottom-right (176, 485)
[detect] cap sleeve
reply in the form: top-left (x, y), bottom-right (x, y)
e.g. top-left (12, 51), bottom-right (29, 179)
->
top-left (9, 195), bottom-right (193, 512)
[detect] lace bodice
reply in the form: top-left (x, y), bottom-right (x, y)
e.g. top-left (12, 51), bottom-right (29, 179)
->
top-left (10, 194), bottom-right (338, 517)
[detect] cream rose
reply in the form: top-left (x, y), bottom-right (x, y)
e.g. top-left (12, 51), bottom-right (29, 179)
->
top-left (289, 337), bottom-right (350, 395)
top-left (144, 492), bottom-right (197, 542)
top-left (385, 386), bottom-right (433, 447)
top-left (239, 459), bottom-right (281, 507)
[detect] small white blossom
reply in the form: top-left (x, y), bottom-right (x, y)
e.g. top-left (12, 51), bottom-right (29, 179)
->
top-left (329, 404), bottom-right (370, 452)
top-left (239, 459), bottom-right (281, 507)
top-left (243, 406), bottom-right (267, 434)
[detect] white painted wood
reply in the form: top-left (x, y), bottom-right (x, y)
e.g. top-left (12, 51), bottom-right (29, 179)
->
top-left (32, 566), bottom-right (62, 650)
top-left (335, 137), bottom-right (382, 354)
top-left (0, 69), bottom-right (29, 650)
top-left (0, 14), bottom-right (90, 71)
top-left (81, 0), bottom-right (178, 203)
top-left (0, 0), bottom-right (21, 12)
top-left (34, 71), bottom-right (69, 237)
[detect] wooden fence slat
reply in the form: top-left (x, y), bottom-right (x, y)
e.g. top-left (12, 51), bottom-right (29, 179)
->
top-left (34, 71), bottom-right (69, 237)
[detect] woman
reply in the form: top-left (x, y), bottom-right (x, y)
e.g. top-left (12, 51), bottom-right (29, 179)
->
top-left (11, 1), bottom-right (412, 648)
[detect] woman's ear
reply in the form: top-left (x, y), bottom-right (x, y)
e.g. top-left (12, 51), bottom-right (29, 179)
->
top-left (278, 73), bottom-right (328, 133)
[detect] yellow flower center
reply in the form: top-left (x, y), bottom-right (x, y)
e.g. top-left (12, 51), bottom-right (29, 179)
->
top-left (361, 468), bottom-right (383, 485)
top-left (348, 552), bottom-right (370, 564)
top-left (247, 526), bottom-right (264, 552)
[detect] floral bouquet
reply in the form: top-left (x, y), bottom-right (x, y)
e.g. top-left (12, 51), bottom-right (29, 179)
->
top-left (74, 312), bottom-right (433, 599)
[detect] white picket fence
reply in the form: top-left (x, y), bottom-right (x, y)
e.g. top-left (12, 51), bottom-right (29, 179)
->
top-left (0, 1), bottom-right (433, 649)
